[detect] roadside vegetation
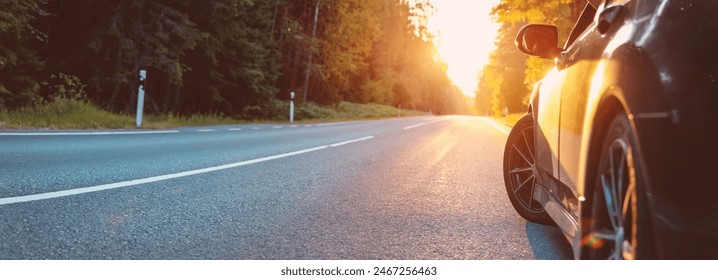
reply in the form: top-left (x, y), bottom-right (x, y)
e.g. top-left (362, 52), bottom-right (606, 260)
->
top-left (1, 0), bottom-right (467, 128)
top-left (0, 97), bottom-right (425, 130)
top-left (491, 113), bottom-right (525, 127)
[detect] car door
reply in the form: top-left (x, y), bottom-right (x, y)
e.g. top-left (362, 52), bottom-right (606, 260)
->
top-left (534, 3), bottom-right (599, 191)
top-left (558, 0), bottom-right (621, 194)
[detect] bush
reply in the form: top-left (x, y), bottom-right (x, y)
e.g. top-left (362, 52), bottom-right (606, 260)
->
top-left (41, 73), bottom-right (87, 102)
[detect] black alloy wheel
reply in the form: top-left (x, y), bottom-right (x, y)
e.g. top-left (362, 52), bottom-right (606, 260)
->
top-left (503, 114), bottom-right (552, 224)
top-left (583, 111), bottom-right (654, 259)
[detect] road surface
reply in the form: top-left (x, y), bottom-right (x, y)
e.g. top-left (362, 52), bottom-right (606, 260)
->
top-left (0, 116), bottom-right (572, 259)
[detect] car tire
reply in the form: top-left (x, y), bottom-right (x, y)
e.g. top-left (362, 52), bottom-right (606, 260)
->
top-left (582, 111), bottom-right (655, 259)
top-left (503, 114), bottom-right (553, 225)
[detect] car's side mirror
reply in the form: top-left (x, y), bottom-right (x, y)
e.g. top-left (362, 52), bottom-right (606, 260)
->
top-left (515, 24), bottom-right (562, 60)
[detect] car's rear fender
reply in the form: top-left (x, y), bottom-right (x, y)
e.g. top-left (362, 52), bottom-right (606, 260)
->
top-left (574, 43), bottom-right (667, 258)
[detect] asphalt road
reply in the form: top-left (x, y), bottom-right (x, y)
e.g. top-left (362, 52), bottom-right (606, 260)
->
top-left (0, 116), bottom-right (572, 259)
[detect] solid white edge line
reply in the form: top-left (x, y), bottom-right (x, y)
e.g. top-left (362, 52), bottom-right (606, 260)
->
top-left (329, 136), bottom-right (375, 147)
top-left (0, 145), bottom-right (329, 206)
top-left (0, 130), bottom-right (180, 136)
top-left (480, 118), bottom-right (511, 135)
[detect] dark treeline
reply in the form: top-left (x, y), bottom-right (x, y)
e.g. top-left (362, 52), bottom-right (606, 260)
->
top-left (0, 0), bottom-right (468, 118)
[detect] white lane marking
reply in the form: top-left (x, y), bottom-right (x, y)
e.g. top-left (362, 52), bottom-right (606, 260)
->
top-left (329, 136), bottom-right (375, 147)
top-left (273, 126), bottom-right (283, 129)
top-left (0, 130), bottom-right (179, 136)
top-left (197, 129), bottom-right (214, 132)
top-left (304, 125), bottom-right (313, 127)
top-left (251, 127), bottom-right (259, 130)
top-left (228, 128), bottom-right (243, 131)
top-left (316, 121), bottom-right (353, 127)
top-left (403, 122), bottom-right (427, 130)
top-left (0, 146), bottom-right (329, 206)
top-left (289, 125), bottom-right (298, 128)
top-left (480, 118), bottom-right (511, 135)
top-left (403, 119), bottom-right (445, 131)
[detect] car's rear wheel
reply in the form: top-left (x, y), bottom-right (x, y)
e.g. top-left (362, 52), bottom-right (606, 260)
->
top-left (503, 114), bottom-right (553, 224)
top-left (583, 111), bottom-right (654, 259)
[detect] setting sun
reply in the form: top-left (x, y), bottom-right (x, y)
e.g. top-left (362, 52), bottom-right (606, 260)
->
top-left (428, 0), bottom-right (501, 97)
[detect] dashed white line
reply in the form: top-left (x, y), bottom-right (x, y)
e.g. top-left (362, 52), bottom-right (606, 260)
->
top-left (228, 128), bottom-right (243, 131)
top-left (403, 119), bottom-right (445, 131)
top-left (251, 127), bottom-right (260, 130)
top-left (0, 130), bottom-right (179, 136)
top-left (316, 121), bottom-right (352, 127)
top-left (273, 126), bottom-right (283, 129)
top-left (0, 145), bottom-right (329, 206)
top-left (329, 136), bottom-right (375, 147)
top-left (0, 132), bottom-right (380, 205)
top-left (403, 122), bottom-right (428, 130)
top-left (197, 129), bottom-right (214, 132)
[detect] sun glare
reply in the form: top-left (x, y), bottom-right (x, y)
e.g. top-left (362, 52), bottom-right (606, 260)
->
top-left (428, 0), bottom-right (501, 97)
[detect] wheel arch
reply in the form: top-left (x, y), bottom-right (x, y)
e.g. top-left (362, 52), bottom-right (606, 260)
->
top-left (573, 44), bottom-right (665, 258)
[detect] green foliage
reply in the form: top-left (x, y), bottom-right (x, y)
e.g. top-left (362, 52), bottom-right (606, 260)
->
top-left (311, 0), bottom-right (381, 103)
top-left (477, 0), bottom-right (585, 115)
top-left (2, 0), bottom-right (467, 121)
top-left (41, 73), bottom-right (87, 101)
top-left (181, 0), bottom-right (281, 113)
top-left (143, 113), bottom-right (237, 129)
top-left (296, 101), bottom-right (424, 120)
top-left (42, 0), bottom-right (205, 111)
top-left (358, 79), bottom-right (393, 104)
top-left (477, 23), bottom-right (529, 116)
top-left (0, 0), bottom-right (44, 108)
top-left (275, 0), bottom-right (467, 115)
top-left (0, 98), bottom-right (133, 129)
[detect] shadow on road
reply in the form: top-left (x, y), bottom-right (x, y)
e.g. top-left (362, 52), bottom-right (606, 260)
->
top-left (525, 222), bottom-right (574, 259)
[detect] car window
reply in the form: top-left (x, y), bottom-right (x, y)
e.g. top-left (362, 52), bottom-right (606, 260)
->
top-left (564, 3), bottom-right (598, 49)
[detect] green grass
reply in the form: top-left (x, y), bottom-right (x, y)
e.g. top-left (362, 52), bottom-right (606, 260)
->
top-left (0, 98), bottom-right (134, 129)
top-left (295, 101), bottom-right (424, 121)
top-left (0, 99), bottom-right (427, 130)
top-left (142, 114), bottom-right (240, 129)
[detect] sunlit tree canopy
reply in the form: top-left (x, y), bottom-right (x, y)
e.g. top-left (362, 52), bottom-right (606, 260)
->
top-left (0, 0), bottom-right (470, 118)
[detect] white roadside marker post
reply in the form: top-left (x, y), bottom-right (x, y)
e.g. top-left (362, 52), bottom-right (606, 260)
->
top-left (136, 70), bottom-right (147, 128)
top-left (290, 91), bottom-right (295, 124)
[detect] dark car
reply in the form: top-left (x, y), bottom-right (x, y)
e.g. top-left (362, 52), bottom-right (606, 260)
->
top-left (503, 0), bottom-right (718, 259)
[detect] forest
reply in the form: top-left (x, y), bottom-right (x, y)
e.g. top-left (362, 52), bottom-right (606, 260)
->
top-left (0, 0), bottom-right (469, 120)
top-left (475, 0), bottom-right (589, 116)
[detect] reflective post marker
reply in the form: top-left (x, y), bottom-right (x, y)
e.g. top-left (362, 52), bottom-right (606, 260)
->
top-left (289, 91), bottom-right (295, 123)
top-left (136, 70), bottom-right (146, 128)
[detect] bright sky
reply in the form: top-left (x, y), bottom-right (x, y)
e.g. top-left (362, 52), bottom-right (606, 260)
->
top-left (427, 0), bottom-right (501, 97)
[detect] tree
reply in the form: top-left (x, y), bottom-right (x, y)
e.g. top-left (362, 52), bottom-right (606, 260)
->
top-left (476, 0), bottom-right (583, 115)
top-left (180, 0), bottom-right (281, 116)
top-left (2, 0), bottom-right (467, 117)
top-left (0, 0), bottom-right (44, 108)
top-left (312, 0), bottom-right (382, 104)
top-left (43, 0), bottom-right (203, 112)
